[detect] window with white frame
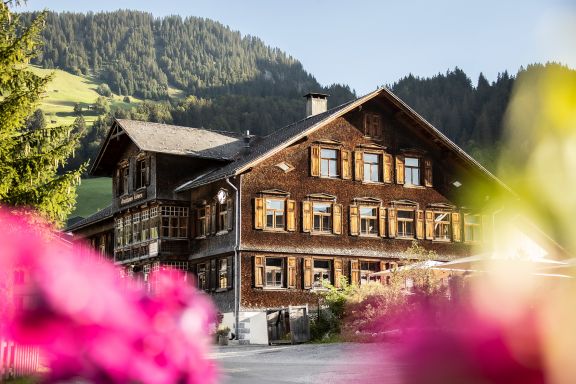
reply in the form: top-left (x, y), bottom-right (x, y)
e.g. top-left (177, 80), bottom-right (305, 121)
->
top-left (265, 257), bottom-right (284, 288)
top-left (397, 209), bottom-right (415, 238)
top-left (218, 200), bottom-right (228, 232)
top-left (265, 199), bottom-right (285, 230)
top-left (313, 202), bottom-right (332, 233)
top-left (160, 206), bottom-right (188, 238)
top-left (404, 157), bottom-right (421, 186)
top-left (150, 207), bottom-right (159, 239)
top-left (434, 212), bottom-right (451, 241)
top-left (363, 153), bottom-right (381, 182)
top-left (313, 259), bottom-right (332, 289)
top-left (123, 215), bottom-right (132, 245)
top-left (360, 261), bottom-right (380, 285)
top-left (360, 206), bottom-right (378, 236)
top-left (141, 209), bottom-right (150, 241)
top-left (320, 148), bottom-right (339, 178)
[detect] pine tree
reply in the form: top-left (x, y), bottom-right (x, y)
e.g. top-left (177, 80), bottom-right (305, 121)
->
top-left (0, 4), bottom-right (86, 226)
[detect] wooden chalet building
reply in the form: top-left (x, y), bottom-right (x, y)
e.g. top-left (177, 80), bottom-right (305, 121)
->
top-left (67, 88), bottom-right (510, 343)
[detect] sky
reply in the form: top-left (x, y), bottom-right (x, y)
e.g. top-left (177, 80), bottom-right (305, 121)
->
top-left (21, 0), bottom-right (576, 95)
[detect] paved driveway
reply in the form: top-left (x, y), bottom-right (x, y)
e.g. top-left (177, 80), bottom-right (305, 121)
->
top-left (210, 342), bottom-right (404, 384)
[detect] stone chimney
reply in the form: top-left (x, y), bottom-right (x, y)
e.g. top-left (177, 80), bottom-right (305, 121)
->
top-left (304, 93), bottom-right (328, 118)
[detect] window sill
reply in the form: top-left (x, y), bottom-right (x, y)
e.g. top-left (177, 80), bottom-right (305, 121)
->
top-left (263, 228), bottom-right (288, 232)
top-left (403, 184), bottom-right (425, 189)
top-left (310, 231), bottom-right (336, 236)
top-left (433, 238), bottom-right (451, 243)
top-left (215, 288), bottom-right (229, 293)
top-left (358, 234), bottom-right (380, 239)
top-left (262, 287), bottom-right (288, 291)
top-left (319, 175), bottom-right (341, 180)
top-left (396, 236), bottom-right (416, 240)
top-left (362, 180), bottom-right (384, 185)
top-left (215, 230), bottom-right (229, 236)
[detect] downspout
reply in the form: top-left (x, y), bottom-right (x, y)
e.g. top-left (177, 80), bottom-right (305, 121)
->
top-left (225, 177), bottom-right (240, 340)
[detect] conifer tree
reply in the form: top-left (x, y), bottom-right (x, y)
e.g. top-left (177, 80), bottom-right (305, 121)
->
top-left (0, 3), bottom-right (85, 226)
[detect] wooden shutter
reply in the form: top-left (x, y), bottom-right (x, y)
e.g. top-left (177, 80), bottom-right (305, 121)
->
top-left (424, 159), bottom-right (433, 187)
top-left (349, 205), bottom-right (359, 236)
top-left (350, 259), bottom-right (360, 285)
top-left (395, 155), bottom-right (405, 184)
top-left (227, 197), bottom-right (234, 231)
top-left (254, 256), bottom-right (264, 287)
top-left (452, 212), bottom-right (462, 242)
top-left (332, 203), bottom-right (342, 235)
top-left (302, 201), bottom-right (312, 233)
top-left (310, 145), bottom-right (320, 177)
top-left (416, 210), bottom-right (424, 239)
top-left (378, 206), bottom-right (387, 237)
top-left (341, 149), bottom-right (352, 180)
top-left (205, 204), bottom-right (212, 234)
top-left (354, 151), bottom-right (364, 181)
top-left (387, 207), bottom-right (397, 238)
top-left (287, 257), bottom-right (296, 288)
top-left (379, 260), bottom-right (387, 274)
top-left (383, 153), bottom-right (393, 183)
top-left (482, 215), bottom-right (491, 243)
top-left (254, 198), bottom-right (264, 229)
top-left (334, 258), bottom-right (343, 288)
top-left (210, 259), bottom-right (217, 291)
top-left (226, 255), bottom-right (233, 289)
top-left (425, 210), bottom-right (434, 240)
top-left (303, 257), bottom-right (313, 289)
top-left (287, 199), bottom-right (296, 231)
top-left (210, 204), bottom-right (216, 234)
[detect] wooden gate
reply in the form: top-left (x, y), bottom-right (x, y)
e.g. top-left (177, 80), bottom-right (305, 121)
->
top-left (0, 339), bottom-right (40, 380)
top-left (288, 305), bottom-right (310, 343)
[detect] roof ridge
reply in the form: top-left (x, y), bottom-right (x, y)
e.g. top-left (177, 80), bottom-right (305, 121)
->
top-left (116, 118), bottom-right (244, 137)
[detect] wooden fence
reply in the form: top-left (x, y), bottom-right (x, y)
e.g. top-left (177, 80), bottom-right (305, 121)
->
top-left (0, 339), bottom-right (40, 380)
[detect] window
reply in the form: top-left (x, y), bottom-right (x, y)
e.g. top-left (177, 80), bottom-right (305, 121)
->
top-left (265, 258), bottom-right (284, 288)
top-left (197, 263), bottom-right (207, 290)
top-left (360, 206), bottom-right (378, 236)
top-left (160, 206), bottom-right (188, 238)
top-left (320, 148), bottom-right (339, 178)
top-left (360, 261), bottom-right (380, 285)
top-left (397, 210), bottom-right (415, 238)
top-left (218, 258), bottom-right (228, 289)
top-left (266, 199), bottom-right (285, 230)
top-left (196, 206), bottom-right (207, 237)
top-left (135, 158), bottom-right (149, 190)
top-left (434, 212), bottom-right (451, 241)
top-left (150, 207), bottom-right (159, 239)
top-left (218, 200), bottom-right (229, 232)
top-left (313, 203), bottom-right (332, 233)
top-left (115, 218), bottom-right (123, 248)
top-left (364, 113), bottom-right (382, 137)
top-left (363, 153), bottom-right (381, 182)
top-left (13, 270), bottom-right (25, 285)
top-left (405, 157), bottom-right (420, 186)
top-left (132, 212), bottom-right (141, 243)
top-left (117, 165), bottom-right (129, 196)
top-left (123, 215), bottom-right (132, 245)
top-left (464, 214), bottom-right (482, 242)
top-left (141, 210), bottom-right (149, 241)
top-left (313, 259), bottom-right (332, 289)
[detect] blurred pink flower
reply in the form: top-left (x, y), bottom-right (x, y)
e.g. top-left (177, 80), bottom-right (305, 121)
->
top-left (0, 208), bottom-right (217, 384)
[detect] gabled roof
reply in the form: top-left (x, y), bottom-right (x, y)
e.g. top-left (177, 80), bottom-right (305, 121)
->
top-left (65, 204), bottom-right (113, 232)
top-left (91, 119), bottom-right (245, 175)
top-left (175, 87), bottom-right (513, 194)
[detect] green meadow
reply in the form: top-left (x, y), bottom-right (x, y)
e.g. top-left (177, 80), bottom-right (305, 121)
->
top-left (69, 177), bottom-right (112, 220)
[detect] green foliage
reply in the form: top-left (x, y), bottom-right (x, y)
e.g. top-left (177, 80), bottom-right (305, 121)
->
top-left (96, 83), bottom-right (112, 97)
top-left (0, 5), bottom-right (85, 226)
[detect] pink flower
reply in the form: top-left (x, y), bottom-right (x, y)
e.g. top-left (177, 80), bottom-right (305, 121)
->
top-left (0, 208), bottom-right (217, 384)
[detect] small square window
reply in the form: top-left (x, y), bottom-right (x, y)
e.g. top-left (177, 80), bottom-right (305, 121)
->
top-left (265, 199), bottom-right (285, 230)
top-left (360, 206), bottom-right (378, 236)
top-left (405, 157), bottom-right (421, 186)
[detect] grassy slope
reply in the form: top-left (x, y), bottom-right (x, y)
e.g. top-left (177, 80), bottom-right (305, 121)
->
top-left (30, 66), bottom-right (142, 127)
top-left (69, 177), bottom-right (112, 219)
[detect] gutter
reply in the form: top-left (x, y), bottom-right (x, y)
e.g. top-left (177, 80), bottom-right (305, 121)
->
top-left (225, 177), bottom-right (241, 340)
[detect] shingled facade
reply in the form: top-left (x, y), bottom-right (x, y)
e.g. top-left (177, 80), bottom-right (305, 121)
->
top-left (68, 88), bottom-right (510, 336)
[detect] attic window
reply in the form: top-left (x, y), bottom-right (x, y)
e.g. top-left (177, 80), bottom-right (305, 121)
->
top-left (276, 161), bottom-right (294, 173)
top-left (363, 113), bottom-right (382, 137)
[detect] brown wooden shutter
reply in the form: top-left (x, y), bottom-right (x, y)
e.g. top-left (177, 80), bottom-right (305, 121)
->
top-left (303, 257), bottom-right (313, 289)
top-left (226, 255), bottom-right (233, 289)
top-left (425, 210), bottom-right (434, 240)
top-left (310, 145), bottom-right (320, 177)
top-left (452, 212), bottom-right (462, 242)
top-left (424, 159), bottom-right (433, 187)
top-left (482, 215), bottom-right (490, 243)
top-left (416, 210), bottom-right (424, 239)
top-left (334, 258), bottom-right (343, 288)
top-left (332, 203), bottom-right (342, 235)
top-left (287, 257), bottom-right (296, 288)
top-left (388, 207), bottom-right (397, 238)
top-left (378, 206), bottom-right (387, 237)
top-left (227, 197), bottom-right (234, 231)
top-left (354, 151), bottom-right (364, 181)
top-left (379, 260), bottom-right (387, 274)
top-left (145, 158), bottom-right (151, 186)
top-left (349, 205), bottom-right (359, 236)
top-left (383, 153), bottom-right (393, 183)
top-left (287, 199), bottom-right (296, 231)
top-left (205, 204), bottom-right (212, 234)
top-left (254, 198), bottom-right (264, 229)
top-left (350, 259), bottom-right (360, 285)
top-left (254, 256), bottom-right (264, 287)
top-left (395, 155), bottom-right (405, 184)
top-left (302, 201), bottom-right (312, 233)
top-left (341, 149), bottom-right (352, 180)
top-left (210, 204), bottom-right (217, 234)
